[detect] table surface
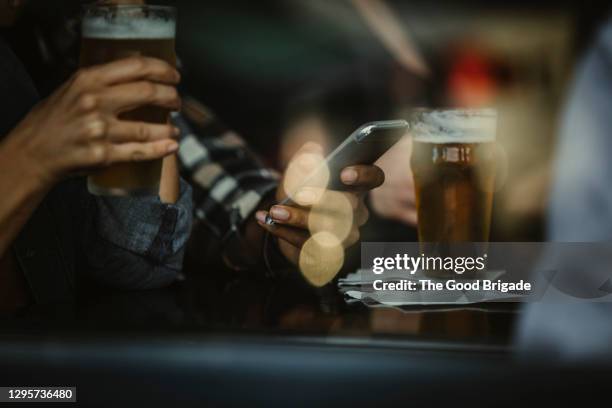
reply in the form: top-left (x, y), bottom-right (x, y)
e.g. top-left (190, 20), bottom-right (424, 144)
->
top-left (6, 266), bottom-right (598, 406)
top-left (3, 264), bottom-right (518, 353)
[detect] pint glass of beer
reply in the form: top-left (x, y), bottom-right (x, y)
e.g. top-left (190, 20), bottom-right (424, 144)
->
top-left (80, 5), bottom-right (176, 196)
top-left (410, 109), bottom-right (497, 275)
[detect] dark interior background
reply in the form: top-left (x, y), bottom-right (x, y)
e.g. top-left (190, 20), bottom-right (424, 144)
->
top-left (3, 0), bottom-right (612, 245)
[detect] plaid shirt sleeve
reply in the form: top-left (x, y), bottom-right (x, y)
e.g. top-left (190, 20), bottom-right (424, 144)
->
top-left (173, 97), bottom-right (280, 269)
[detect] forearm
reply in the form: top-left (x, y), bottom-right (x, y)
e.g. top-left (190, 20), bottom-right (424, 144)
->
top-left (173, 99), bottom-right (280, 270)
top-left (0, 140), bottom-right (50, 257)
top-left (87, 237), bottom-right (184, 289)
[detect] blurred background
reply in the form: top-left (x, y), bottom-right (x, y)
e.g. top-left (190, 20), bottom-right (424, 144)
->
top-left (6, 0), bottom-right (612, 244)
top-left (4, 2), bottom-right (612, 382)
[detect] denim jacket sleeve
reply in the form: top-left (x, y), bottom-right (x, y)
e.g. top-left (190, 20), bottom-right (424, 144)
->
top-left (85, 178), bottom-right (193, 289)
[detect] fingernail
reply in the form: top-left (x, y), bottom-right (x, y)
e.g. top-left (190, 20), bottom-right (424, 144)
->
top-left (341, 168), bottom-right (358, 184)
top-left (296, 189), bottom-right (316, 204)
top-left (173, 126), bottom-right (181, 137)
top-left (270, 206), bottom-right (290, 221)
top-left (167, 141), bottom-right (179, 153)
top-left (255, 211), bottom-right (267, 224)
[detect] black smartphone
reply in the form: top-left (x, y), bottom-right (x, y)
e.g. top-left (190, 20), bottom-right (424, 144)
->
top-left (265, 119), bottom-right (409, 224)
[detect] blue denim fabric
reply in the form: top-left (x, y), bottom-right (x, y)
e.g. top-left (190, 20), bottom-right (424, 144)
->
top-left (87, 178), bottom-right (193, 289)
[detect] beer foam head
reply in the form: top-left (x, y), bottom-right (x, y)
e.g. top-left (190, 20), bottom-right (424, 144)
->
top-left (410, 109), bottom-right (497, 143)
top-left (83, 7), bottom-right (175, 39)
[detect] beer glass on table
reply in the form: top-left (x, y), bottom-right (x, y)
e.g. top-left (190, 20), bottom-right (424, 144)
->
top-left (409, 109), bottom-right (497, 277)
top-left (80, 5), bottom-right (177, 196)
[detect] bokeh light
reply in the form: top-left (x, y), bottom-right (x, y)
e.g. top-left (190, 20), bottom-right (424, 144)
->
top-left (299, 232), bottom-right (344, 287)
top-left (283, 151), bottom-right (330, 206)
top-left (308, 190), bottom-right (354, 245)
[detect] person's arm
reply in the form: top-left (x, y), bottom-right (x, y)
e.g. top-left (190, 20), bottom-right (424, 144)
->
top-left (255, 142), bottom-right (384, 266)
top-left (174, 99), bottom-right (279, 270)
top-left (0, 56), bottom-right (181, 259)
top-left (0, 143), bottom-right (49, 257)
top-left (177, 98), bottom-right (384, 273)
top-left (369, 135), bottom-right (418, 226)
top-left (83, 115), bottom-right (192, 290)
top-left (517, 20), bottom-right (612, 359)
top-left (85, 177), bottom-right (193, 289)
top-left (66, 0), bottom-right (186, 290)
top-left (548, 23), bottom-right (612, 241)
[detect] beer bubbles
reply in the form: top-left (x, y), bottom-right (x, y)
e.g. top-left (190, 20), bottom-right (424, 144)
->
top-left (82, 5), bottom-right (176, 40)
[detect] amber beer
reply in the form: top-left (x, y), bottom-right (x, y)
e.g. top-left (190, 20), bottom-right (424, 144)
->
top-left (410, 109), bottom-right (497, 275)
top-left (80, 5), bottom-right (176, 195)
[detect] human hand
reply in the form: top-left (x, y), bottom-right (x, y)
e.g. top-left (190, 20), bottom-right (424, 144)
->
top-left (255, 142), bottom-right (385, 280)
top-left (369, 135), bottom-right (418, 226)
top-left (3, 56), bottom-right (181, 187)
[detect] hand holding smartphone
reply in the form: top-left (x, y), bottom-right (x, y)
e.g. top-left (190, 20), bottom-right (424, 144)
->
top-left (266, 120), bottom-right (408, 224)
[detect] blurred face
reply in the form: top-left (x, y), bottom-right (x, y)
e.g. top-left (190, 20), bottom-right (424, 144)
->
top-left (0, 0), bottom-right (26, 27)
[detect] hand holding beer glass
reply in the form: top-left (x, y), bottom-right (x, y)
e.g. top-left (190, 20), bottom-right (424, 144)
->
top-left (410, 109), bottom-right (497, 276)
top-left (81, 4), bottom-right (178, 195)
top-left (3, 6), bottom-right (180, 197)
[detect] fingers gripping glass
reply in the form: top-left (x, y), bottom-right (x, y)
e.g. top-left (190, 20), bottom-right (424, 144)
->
top-left (80, 5), bottom-right (177, 196)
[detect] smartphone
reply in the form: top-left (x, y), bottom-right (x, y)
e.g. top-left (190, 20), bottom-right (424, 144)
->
top-left (265, 119), bottom-right (409, 224)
